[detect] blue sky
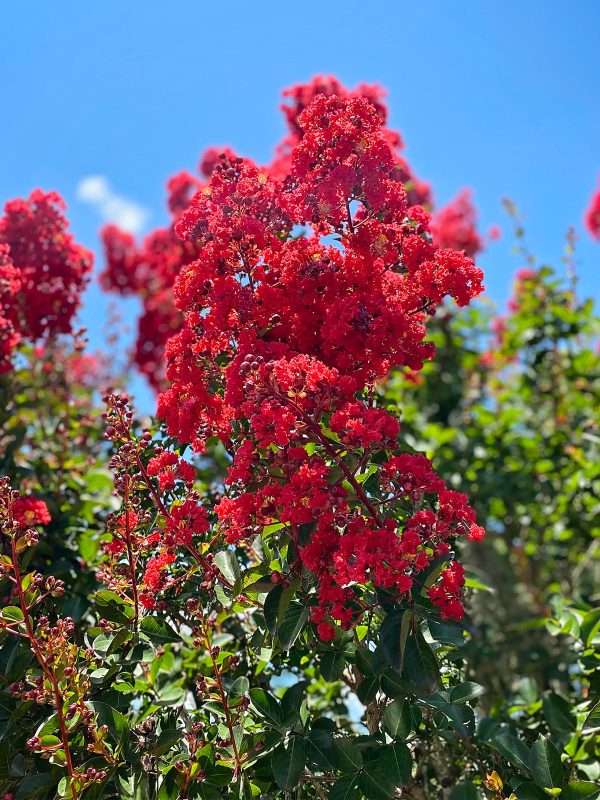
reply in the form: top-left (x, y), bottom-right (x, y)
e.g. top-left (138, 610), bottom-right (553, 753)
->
top-left (2, 0), bottom-right (599, 407)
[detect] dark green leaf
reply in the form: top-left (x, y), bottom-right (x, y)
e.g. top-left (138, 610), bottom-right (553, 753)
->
top-left (89, 702), bottom-right (130, 754)
top-left (528, 736), bottom-right (563, 790)
top-left (380, 611), bottom-right (412, 673)
top-left (380, 741), bottom-right (412, 786)
top-left (542, 692), bottom-right (576, 734)
top-left (158, 768), bottom-right (180, 800)
top-left (15, 774), bottom-right (55, 799)
top-left (450, 682), bottom-right (485, 704)
top-left (357, 763), bottom-right (396, 800)
top-left (151, 728), bottom-right (182, 756)
top-left (278, 601), bottom-right (308, 650)
top-left (263, 583), bottom-right (285, 638)
top-left (329, 775), bottom-right (359, 800)
top-left (449, 780), bottom-right (481, 800)
top-left (140, 616), bottom-right (179, 644)
top-left (272, 737), bottom-right (306, 790)
top-left (383, 699), bottom-right (412, 739)
top-left (380, 668), bottom-right (411, 699)
top-left (249, 689), bottom-right (283, 727)
top-left (428, 620), bottom-right (465, 647)
top-left (356, 674), bottom-right (380, 704)
top-left (306, 725), bottom-right (333, 770)
top-left (580, 608), bottom-right (600, 646)
top-left (491, 731), bottom-right (530, 771)
top-left (321, 650), bottom-right (345, 682)
top-left (402, 629), bottom-right (440, 693)
top-left (331, 739), bottom-right (363, 773)
top-left (562, 782), bottom-right (600, 800)
top-left (514, 783), bottom-right (548, 800)
top-left (441, 703), bottom-right (475, 737)
top-left (95, 590), bottom-right (135, 624)
top-left (582, 701), bottom-right (600, 734)
top-left (281, 680), bottom-right (307, 723)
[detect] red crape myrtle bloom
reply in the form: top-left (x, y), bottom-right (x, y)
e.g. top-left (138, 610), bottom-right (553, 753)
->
top-left (584, 182), bottom-right (600, 240)
top-left (152, 82), bottom-right (485, 634)
top-left (0, 190), bottom-right (92, 372)
top-left (12, 496), bottom-right (51, 529)
top-left (431, 189), bottom-right (484, 258)
top-left (100, 77), bottom-right (487, 391)
top-left (98, 157), bottom-right (229, 391)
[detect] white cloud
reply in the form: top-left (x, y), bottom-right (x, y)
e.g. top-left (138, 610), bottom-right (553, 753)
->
top-left (76, 175), bottom-right (149, 234)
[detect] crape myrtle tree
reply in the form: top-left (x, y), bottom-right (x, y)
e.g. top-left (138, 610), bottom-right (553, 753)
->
top-left (0, 77), bottom-right (598, 800)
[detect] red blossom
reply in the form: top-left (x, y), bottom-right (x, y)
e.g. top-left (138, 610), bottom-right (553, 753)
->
top-left (12, 497), bottom-right (51, 529)
top-left (585, 183), bottom-right (600, 240)
top-left (0, 191), bottom-right (91, 372)
top-left (430, 190), bottom-right (483, 258)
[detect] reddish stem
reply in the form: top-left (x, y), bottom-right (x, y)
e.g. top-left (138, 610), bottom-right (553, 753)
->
top-left (10, 536), bottom-right (79, 800)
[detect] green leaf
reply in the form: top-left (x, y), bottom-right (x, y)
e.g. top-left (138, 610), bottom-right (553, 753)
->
top-left (428, 620), bottom-right (465, 647)
top-left (39, 734), bottom-right (61, 748)
top-left (281, 680), bottom-right (307, 723)
top-left (582, 701), bottom-right (600, 734)
top-left (306, 725), bottom-right (333, 770)
top-left (380, 611), bottom-right (412, 673)
top-left (214, 549), bottom-right (241, 588)
top-left (380, 741), bottom-right (412, 786)
top-left (95, 590), bottom-right (135, 624)
top-left (278, 601), bottom-right (308, 650)
top-left (249, 689), bottom-right (283, 727)
top-left (449, 780), bottom-right (481, 800)
top-left (441, 703), bottom-right (475, 737)
top-left (204, 765), bottom-right (236, 788)
top-left (151, 728), bottom-right (182, 756)
top-left (514, 783), bottom-right (549, 799)
top-left (15, 773), bottom-right (55, 798)
top-left (383, 699), bottom-right (412, 739)
top-left (542, 692), bottom-right (576, 734)
top-left (329, 775), bottom-right (360, 800)
top-left (491, 731), bottom-right (531, 771)
top-left (321, 650), bottom-right (345, 681)
top-left (331, 739), bottom-right (363, 773)
top-left (230, 676), bottom-right (250, 699)
top-left (0, 606), bottom-right (24, 622)
top-left (271, 737), bottom-right (306, 790)
top-left (580, 608), bottom-right (600, 646)
top-left (263, 583), bottom-right (285, 637)
top-left (140, 616), bottom-right (179, 644)
top-left (356, 674), bottom-right (380, 704)
top-left (10, 753), bottom-right (26, 778)
top-left (89, 701), bottom-right (130, 754)
top-left (449, 682), bottom-right (485, 704)
top-left (528, 736), bottom-right (563, 790)
top-left (357, 763), bottom-right (396, 800)
top-left (402, 629), bottom-right (440, 693)
top-left (561, 782), bottom-right (600, 800)
top-left (380, 668), bottom-right (411, 699)
top-left (157, 769), bottom-right (180, 800)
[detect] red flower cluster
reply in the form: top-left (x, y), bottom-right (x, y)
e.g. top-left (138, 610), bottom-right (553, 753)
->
top-left (147, 449), bottom-right (196, 492)
top-left (0, 190), bottom-right (92, 372)
top-left (152, 82), bottom-right (485, 633)
top-left (585, 182), bottom-right (600, 240)
top-left (99, 222), bottom-right (198, 392)
top-left (431, 190), bottom-right (483, 258)
top-left (12, 496), bottom-right (51, 529)
top-left (98, 157), bottom-right (235, 390)
top-left (100, 77), bottom-right (488, 390)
